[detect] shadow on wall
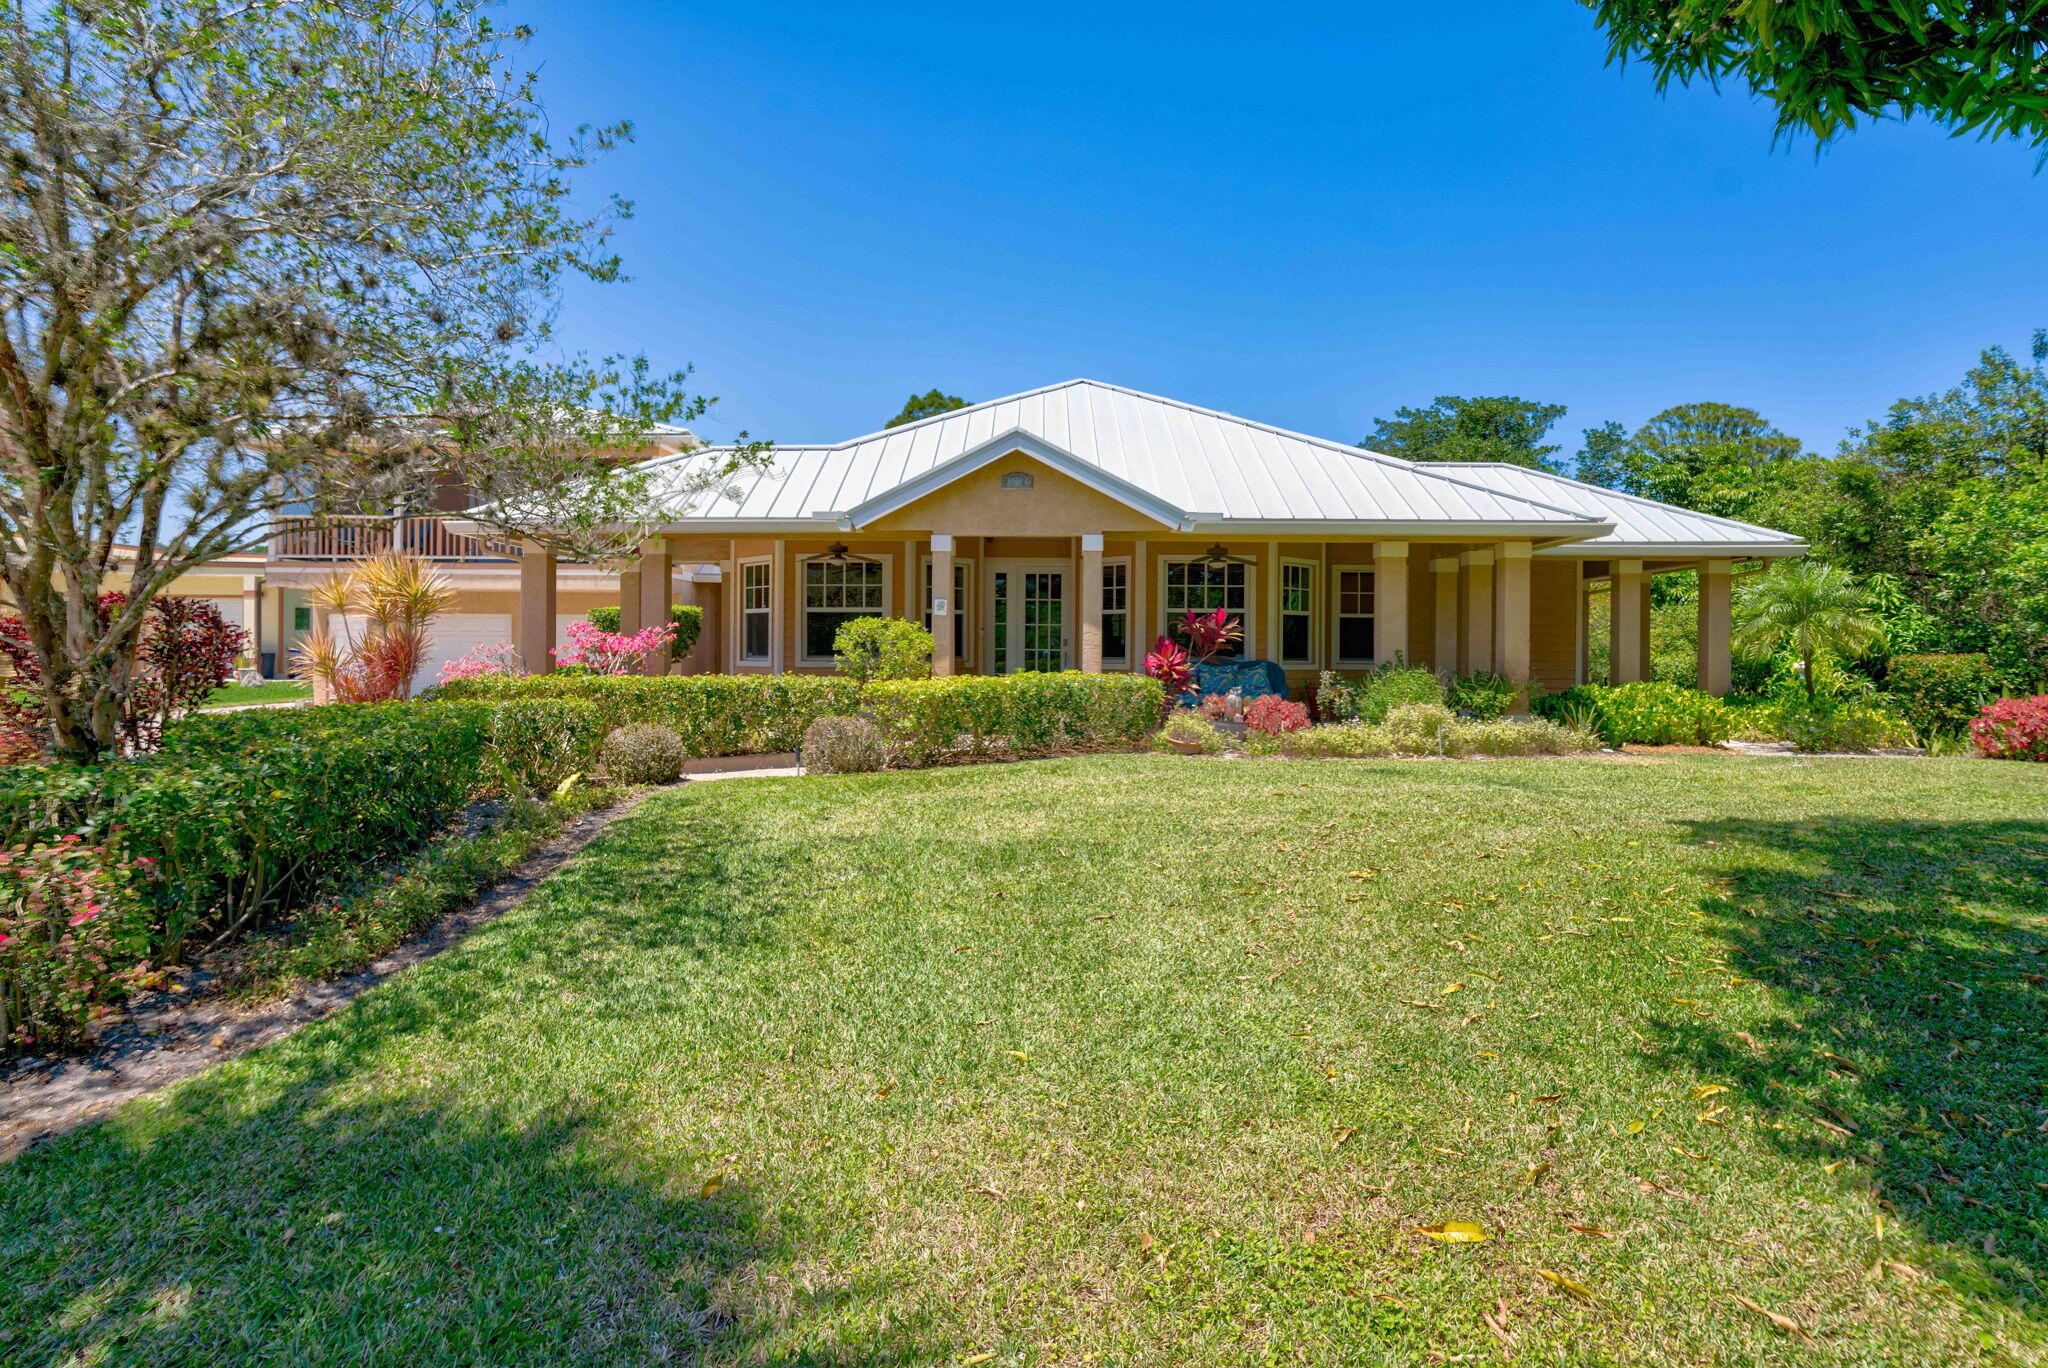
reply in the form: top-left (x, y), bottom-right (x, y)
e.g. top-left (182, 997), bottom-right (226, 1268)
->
top-left (1648, 816), bottom-right (2048, 1310)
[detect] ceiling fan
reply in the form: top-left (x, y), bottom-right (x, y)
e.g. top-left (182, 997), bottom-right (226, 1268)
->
top-left (815, 542), bottom-right (878, 566)
top-left (1191, 543), bottom-right (1252, 569)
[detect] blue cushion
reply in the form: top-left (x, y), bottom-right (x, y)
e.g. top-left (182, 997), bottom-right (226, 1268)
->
top-left (1180, 658), bottom-right (1288, 706)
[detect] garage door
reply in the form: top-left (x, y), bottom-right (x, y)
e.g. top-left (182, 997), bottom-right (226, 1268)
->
top-left (344, 613), bottom-right (593, 692)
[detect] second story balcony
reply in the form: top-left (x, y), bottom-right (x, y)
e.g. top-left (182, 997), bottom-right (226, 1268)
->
top-left (269, 515), bottom-right (521, 562)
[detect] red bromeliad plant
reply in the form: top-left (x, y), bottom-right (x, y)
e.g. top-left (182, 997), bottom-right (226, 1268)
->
top-left (1144, 636), bottom-right (1193, 705)
top-left (1179, 606), bottom-right (1243, 663)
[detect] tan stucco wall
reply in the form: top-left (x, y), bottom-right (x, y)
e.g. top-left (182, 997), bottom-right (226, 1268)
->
top-left (1529, 561), bottom-right (1582, 692)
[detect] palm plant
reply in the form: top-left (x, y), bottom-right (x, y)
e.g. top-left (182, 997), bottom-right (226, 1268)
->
top-left (292, 552), bottom-right (454, 702)
top-left (1733, 561), bottom-right (1884, 702)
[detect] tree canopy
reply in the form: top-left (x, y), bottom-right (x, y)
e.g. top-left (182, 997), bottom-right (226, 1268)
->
top-left (1589, 1), bottom-right (2048, 149)
top-left (1576, 402), bottom-right (1816, 525)
top-left (885, 390), bottom-right (971, 428)
top-left (0, 0), bottom-right (763, 760)
top-left (1359, 395), bottom-right (1569, 472)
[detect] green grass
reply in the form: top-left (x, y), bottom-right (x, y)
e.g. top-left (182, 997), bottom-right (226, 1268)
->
top-left (5, 754), bottom-right (2046, 1366)
top-left (199, 680), bottom-right (311, 708)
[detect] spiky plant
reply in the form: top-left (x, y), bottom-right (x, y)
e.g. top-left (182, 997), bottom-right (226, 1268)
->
top-left (291, 553), bottom-right (454, 702)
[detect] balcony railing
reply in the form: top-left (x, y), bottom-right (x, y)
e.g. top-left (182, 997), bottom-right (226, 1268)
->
top-left (269, 516), bottom-right (520, 562)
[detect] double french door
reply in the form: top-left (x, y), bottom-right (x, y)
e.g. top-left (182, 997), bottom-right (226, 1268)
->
top-left (988, 562), bottom-right (1068, 674)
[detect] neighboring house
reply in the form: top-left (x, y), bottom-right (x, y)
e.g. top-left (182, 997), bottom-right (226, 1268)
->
top-left (257, 423), bottom-right (718, 686)
top-left (456, 380), bottom-right (1806, 696)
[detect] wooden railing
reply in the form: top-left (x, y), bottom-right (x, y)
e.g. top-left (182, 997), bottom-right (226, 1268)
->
top-left (269, 516), bottom-right (520, 562)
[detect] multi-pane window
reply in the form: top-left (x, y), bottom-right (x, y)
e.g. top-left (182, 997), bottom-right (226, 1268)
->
top-left (1163, 560), bottom-right (1247, 658)
top-left (803, 558), bottom-right (886, 659)
top-left (1335, 568), bottom-right (1375, 662)
top-left (741, 561), bottom-right (772, 661)
top-left (1281, 562), bottom-right (1314, 663)
top-left (923, 560), bottom-right (968, 659)
top-left (1101, 562), bottom-right (1129, 662)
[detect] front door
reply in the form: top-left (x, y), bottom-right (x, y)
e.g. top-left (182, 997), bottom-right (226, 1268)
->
top-left (989, 562), bottom-right (1068, 674)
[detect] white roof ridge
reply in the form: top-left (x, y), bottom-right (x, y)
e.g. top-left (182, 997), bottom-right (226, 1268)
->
top-left (1416, 462), bottom-right (1808, 542)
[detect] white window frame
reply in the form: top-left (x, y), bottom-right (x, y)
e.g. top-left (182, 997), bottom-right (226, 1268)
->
top-left (921, 555), bottom-right (974, 662)
top-left (1161, 557), bottom-right (1254, 659)
top-left (1330, 563), bottom-right (1376, 666)
top-left (739, 558), bottom-right (774, 665)
top-left (1101, 556), bottom-right (1132, 667)
top-left (1279, 559), bottom-right (1318, 666)
top-left (798, 553), bottom-right (893, 666)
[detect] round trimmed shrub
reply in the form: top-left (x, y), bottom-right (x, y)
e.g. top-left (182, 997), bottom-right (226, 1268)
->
top-left (601, 724), bottom-right (688, 784)
top-left (803, 715), bottom-right (889, 774)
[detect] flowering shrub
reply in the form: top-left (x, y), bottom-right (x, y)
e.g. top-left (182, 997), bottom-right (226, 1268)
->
top-left (553, 620), bottom-right (676, 675)
top-left (439, 640), bottom-right (520, 684)
top-left (0, 593), bottom-right (243, 756)
top-left (0, 837), bottom-right (152, 1047)
top-left (1971, 695), bottom-right (2048, 761)
top-left (1243, 694), bottom-right (1309, 736)
top-left (587, 604), bottom-right (704, 659)
top-left (1197, 693), bottom-right (1237, 722)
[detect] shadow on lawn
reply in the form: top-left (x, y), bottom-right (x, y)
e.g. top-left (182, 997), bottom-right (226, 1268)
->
top-left (0, 792), bottom-right (930, 1368)
top-left (1650, 816), bottom-right (2048, 1309)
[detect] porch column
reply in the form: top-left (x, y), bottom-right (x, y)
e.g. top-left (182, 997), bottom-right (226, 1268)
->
top-left (1078, 534), bottom-right (1103, 673)
top-left (618, 567), bottom-right (643, 635)
top-left (515, 539), bottom-right (558, 675)
top-left (1609, 559), bottom-right (1648, 684)
top-left (932, 534), bottom-right (957, 676)
top-left (1459, 549), bottom-right (1494, 674)
top-left (1263, 541), bottom-right (1283, 661)
top-left (242, 576), bottom-right (263, 675)
top-left (1374, 542), bottom-right (1409, 667)
top-left (637, 536), bottom-right (673, 676)
top-left (1431, 556), bottom-right (1459, 673)
top-left (1697, 558), bottom-right (1733, 696)
top-left (1497, 541), bottom-right (1532, 705)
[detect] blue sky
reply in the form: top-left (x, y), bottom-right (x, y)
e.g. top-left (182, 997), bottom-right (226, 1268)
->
top-left (517, 1), bottom-right (2041, 457)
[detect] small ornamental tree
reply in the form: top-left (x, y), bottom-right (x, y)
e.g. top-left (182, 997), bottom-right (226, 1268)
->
top-left (291, 553), bottom-right (453, 703)
top-left (554, 621), bottom-right (676, 675)
top-left (832, 618), bottom-right (934, 685)
top-left (0, 595), bottom-right (242, 756)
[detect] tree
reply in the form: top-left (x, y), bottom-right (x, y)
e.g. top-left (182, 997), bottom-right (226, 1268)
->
top-left (1573, 420), bottom-right (1631, 488)
top-left (1359, 396), bottom-right (1568, 471)
top-left (1, 594), bottom-right (242, 754)
top-left (1582, 402), bottom-right (1819, 525)
top-left (1733, 562), bottom-right (1885, 701)
top-left (885, 390), bottom-right (970, 428)
top-left (1589, 2), bottom-right (2048, 150)
top-left (0, 1), bottom-right (765, 762)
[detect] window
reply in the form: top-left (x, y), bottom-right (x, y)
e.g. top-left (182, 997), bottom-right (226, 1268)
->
top-left (1335, 568), bottom-right (1375, 663)
top-left (1163, 559), bottom-right (1248, 658)
top-left (923, 559), bottom-right (969, 659)
top-left (292, 605), bottom-right (312, 632)
top-left (1101, 560), bottom-right (1129, 663)
top-left (741, 561), bottom-right (772, 662)
top-left (1281, 562), bottom-right (1315, 663)
top-left (802, 557), bottom-right (886, 659)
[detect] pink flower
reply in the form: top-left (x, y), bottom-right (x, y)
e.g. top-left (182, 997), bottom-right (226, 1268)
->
top-left (68, 909), bottom-right (97, 926)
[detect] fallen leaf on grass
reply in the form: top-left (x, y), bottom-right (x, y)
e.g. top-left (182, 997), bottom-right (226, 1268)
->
top-left (966, 1184), bottom-right (1008, 1200)
top-left (1331, 1126), bottom-right (1358, 1149)
top-left (1730, 1294), bottom-right (1810, 1340)
top-left (1691, 1084), bottom-right (1730, 1100)
top-left (1668, 1144), bottom-right (1711, 1162)
top-left (1638, 1178), bottom-right (1694, 1201)
top-left (874, 1083), bottom-right (895, 1100)
top-left (1564, 1224), bottom-right (1612, 1238)
top-left (701, 1174), bottom-right (728, 1200)
top-left (1003, 1050), bottom-right (1031, 1062)
top-left (1400, 1000), bottom-right (1444, 1010)
top-left (1417, 1221), bottom-right (1490, 1243)
top-left (1520, 1162), bottom-right (1552, 1188)
top-left (1878, 1260), bottom-right (1925, 1281)
top-left (1482, 1303), bottom-right (1513, 1343)
top-left (1538, 1269), bottom-right (1594, 1301)
top-left (962, 1354), bottom-right (996, 1365)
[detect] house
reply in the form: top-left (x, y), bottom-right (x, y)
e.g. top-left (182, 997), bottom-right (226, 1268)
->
top-left (456, 380), bottom-right (1808, 696)
top-left (254, 423), bottom-right (717, 684)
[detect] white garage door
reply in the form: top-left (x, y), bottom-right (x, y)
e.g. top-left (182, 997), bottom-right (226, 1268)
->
top-left (340, 612), bottom-right (591, 692)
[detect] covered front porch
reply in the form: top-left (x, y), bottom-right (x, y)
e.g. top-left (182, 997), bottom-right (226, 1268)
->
top-left (508, 530), bottom-right (1743, 698)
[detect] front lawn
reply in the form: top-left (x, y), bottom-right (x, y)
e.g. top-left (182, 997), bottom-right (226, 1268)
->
top-left (200, 679), bottom-right (312, 708)
top-left (5, 754), bottom-right (2045, 1365)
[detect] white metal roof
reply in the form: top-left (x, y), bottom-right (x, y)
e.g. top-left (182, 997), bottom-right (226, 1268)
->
top-left (635, 379), bottom-right (1800, 553)
top-left (643, 380), bottom-right (1607, 537)
top-left (1416, 464), bottom-right (1809, 557)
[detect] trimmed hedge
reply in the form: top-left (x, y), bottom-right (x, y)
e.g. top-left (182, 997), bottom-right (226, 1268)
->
top-left (0, 703), bottom-right (499, 961)
top-left (861, 672), bottom-right (1161, 766)
top-left (434, 673), bottom-right (861, 756)
top-left (1886, 653), bottom-right (1998, 737)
